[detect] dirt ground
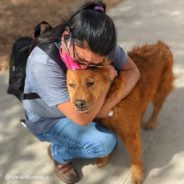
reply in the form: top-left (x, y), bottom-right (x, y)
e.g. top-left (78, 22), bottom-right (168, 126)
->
top-left (0, 0), bottom-right (123, 73)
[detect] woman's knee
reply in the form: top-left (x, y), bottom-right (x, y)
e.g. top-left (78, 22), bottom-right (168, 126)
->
top-left (85, 132), bottom-right (117, 158)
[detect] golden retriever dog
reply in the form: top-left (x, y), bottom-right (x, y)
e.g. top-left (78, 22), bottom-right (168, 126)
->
top-left (66, 41), bottom-right (174, 184)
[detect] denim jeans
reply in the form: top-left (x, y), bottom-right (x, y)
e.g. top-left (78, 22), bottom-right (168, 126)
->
top-left (35, 118), bottom-right (117, 164)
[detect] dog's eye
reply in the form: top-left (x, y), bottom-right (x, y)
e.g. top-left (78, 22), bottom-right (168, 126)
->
top-left (86, 81), bottom-right (94, 87)
top-left (68, 83), bottom-right (76, 88)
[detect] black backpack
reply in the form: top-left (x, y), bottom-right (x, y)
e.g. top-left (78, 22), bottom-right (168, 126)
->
top-left (7, 21), bottom-right (67, 101)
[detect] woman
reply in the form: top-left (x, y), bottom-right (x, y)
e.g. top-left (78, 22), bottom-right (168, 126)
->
top-left (23, 1), bottom-right (140, 183)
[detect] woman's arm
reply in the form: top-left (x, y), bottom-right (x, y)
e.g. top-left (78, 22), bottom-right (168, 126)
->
top-left (96, 56), bottom-right (140, 118)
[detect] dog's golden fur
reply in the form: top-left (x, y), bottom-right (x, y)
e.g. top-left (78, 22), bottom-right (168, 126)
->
top-left (66, 41), bottom-right (174, 184)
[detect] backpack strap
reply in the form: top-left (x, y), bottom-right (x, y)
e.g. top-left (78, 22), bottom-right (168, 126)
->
top-left (23, 42), bottom-right (67, 100)
top-left (34, 21), bottom-right (53, 39)
top-left (37, 42), bottom-right (67, 73)
top-left (23, 93), bottom-right (40, 100)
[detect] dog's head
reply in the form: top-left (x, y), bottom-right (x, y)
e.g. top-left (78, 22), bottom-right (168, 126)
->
top-left (66, 68), bottom-right (109, 112)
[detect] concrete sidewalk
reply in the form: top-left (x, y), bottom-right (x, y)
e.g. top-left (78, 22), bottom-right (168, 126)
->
top-left (0, 0), bottom-right (184, 184)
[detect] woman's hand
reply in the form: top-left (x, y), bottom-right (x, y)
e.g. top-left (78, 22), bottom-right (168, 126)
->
top-left (108, 65), bottom-right (118, 82)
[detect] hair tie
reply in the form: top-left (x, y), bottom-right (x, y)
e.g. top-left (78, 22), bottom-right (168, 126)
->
top-left (94, 5), bottom-right (105, 12)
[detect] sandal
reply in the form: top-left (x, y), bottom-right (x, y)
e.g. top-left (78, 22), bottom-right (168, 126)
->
top-left (48, 145), bottom-right (80, 184)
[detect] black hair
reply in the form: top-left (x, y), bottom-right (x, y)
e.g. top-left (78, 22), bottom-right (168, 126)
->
top-left (38, 1), bottom-right (116, 56)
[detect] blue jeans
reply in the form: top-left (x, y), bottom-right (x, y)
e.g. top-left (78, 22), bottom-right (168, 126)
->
top-left (35, 118), bottom-right (117, 164)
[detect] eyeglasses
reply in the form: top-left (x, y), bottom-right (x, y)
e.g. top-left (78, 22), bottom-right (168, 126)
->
top-left (64, 38), bottom-right (105, 68)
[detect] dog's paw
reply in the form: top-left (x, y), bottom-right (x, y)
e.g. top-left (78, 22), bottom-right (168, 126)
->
top-left (131, 165), bottom-right (144, 184)
top-left (95, 155), bottom-right (110, 168)
top-left (131, 176), bottom-right (144, 184)
top-left (142, 122), bottom-right (156, 130)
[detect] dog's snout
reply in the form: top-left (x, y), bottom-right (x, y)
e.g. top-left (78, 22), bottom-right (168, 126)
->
top-left (75, 100), bottom-right (87, 110)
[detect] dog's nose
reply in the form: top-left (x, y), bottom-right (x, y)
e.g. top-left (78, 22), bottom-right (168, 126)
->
top-left (75, 100), bottom-right (86, 110)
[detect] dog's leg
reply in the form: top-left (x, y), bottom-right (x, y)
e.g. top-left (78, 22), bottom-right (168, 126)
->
top-left (143, 99), bottom-right (162, 130)
top-left (143, 65), bottom-right (173, 130)
top-left (143, 91), bottom-right (170, 130)
top-left (121, 131), bottom-right (144, 184)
